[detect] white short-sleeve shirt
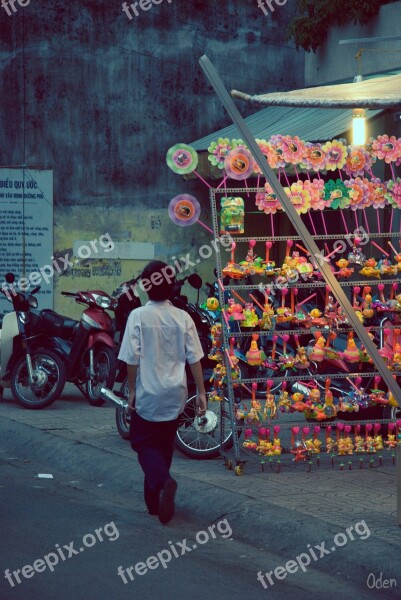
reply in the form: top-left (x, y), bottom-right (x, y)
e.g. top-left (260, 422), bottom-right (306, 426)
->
top-left (118, 300), bottom-right (204, 422)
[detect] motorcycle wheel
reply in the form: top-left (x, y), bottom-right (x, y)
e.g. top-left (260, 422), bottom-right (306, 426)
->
top-left (86, 345), bottom-right (117, 407)
top-left (11, 349), bottom-right (66, 409)
top-left (175, 391), bottom-right (233, 459)
top-left (115, 378), bottom-right (130, 440)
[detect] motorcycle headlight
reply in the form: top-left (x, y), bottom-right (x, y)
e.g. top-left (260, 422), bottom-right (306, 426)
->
top-left (95, 295), bottom-right (112, 309)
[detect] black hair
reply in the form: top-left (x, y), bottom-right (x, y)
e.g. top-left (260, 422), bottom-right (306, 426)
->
top-left (141, 260), bottom-right (176, 301)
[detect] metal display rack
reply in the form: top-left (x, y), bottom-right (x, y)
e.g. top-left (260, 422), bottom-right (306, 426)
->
top-left (210, 186), bottom-right (401, 475)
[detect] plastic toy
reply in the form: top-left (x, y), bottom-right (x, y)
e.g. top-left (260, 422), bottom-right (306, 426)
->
top-left (263, 380), bottom-right (277, 420)
top-left (246, 334), bottom-right (266, 366)
top-left (335, 257), bottom-right (354, 278)
top-left (308, 332), bottom-right (326, 362)
top-left (293, 335), bottom-right (310, 369)
top-left (242, 303), bottom-right (259, 328)
top-left (360, 257), bottom-right (381, 279)
top-left (220, 197), bottom-right (244, 234)
top-left (343, 332), bottom-right (361, 363)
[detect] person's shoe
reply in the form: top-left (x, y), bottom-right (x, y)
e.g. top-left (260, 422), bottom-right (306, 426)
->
top-left (158, 478), bottom-right (177, 524)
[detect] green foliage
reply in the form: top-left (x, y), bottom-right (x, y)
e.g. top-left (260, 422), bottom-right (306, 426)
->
top-left (287, 0), bottom-right (399, 52)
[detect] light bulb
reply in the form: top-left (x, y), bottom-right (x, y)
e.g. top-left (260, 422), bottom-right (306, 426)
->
top-left (352, 108), bottom-right (366, 146)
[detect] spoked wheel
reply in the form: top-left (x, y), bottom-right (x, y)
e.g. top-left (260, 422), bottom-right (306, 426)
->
top-left (175, 391), bottom-right (233, 459)
top-left (115, 378), bottom-right (131, 440)
top-left (86, 345), bottom-right (117, 406)
top-left (11, 349), bottom-right (66, 409)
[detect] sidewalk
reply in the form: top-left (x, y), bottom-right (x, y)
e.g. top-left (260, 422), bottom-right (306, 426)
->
top-left (1, 384), bottom-right (400, 596)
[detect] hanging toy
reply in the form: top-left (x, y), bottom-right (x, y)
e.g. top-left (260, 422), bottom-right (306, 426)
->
top-left (348, 237), bottom-right (366, 266)
top-left (263, 379), bottom-right (277, 420)
top-left (256, 427), bottom-right (273, 456)
top-left (240, 239), bottom-right (264, 275)
top-left (361, 286), bottom-right (374, 320)
top-left (343, 332), bottom-right (361, 363)
top-left (308, 332), bottom-right (326, 362)
top-left (278, 382), bottom-right (291, 413)
top-left (343, 425), bottom-right (354, 455)
top-left (246, 333), bottom-right (266, 366)
top-left (373, 423), bottom-right (384, 451)
top-left (293, 334), bottom-right (310, 369)
top-left (360, 257), bottom-right (381, 279)
top-left (290, 426), bottom-right (308, 461)
top-left (248, 382), bottom-right (262, 424)
top-left (222, 242), bottom-right (246, 280)
top-left (225, 297), bottom-right (245, 322)
top-left (369, 375), bottom-right (389, 405)
top-left (322, 378), bottom-right (337, 418)
top-left (263, 334), bottom-right (278, 370)
top-left (264, 241), bottom-right (277, 276)
top-left (385, 423), bottom-right (397, 448)
top-left (365, 423), bottom-right (376, 453)
top-left (278, 334), bottom-right (295, 370)
top-left (242, 302), bottom-right (259, 328)
top-left (209, 363), bottom-right (226, 401)
top-left (208, 324), bottom-right (223, 361)
top-left (335, 257), bottom-right (354, 279)
top-left (272, 425), bottom-right (282, 455)
top-left (243, 428), bottom-right (258, 450)
top-left (354, 424), bottom-right (365, 453)
top-left (259, 295), bottom-right (276, 331)
top-left (220, 196), bottom-right (244, 234)
top-left (276, 288), bottom-right (293, 323)
top-left (325, 425), bottom-right (336, 453)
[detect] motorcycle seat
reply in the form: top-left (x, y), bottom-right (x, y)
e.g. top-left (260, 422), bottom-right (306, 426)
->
top-left (37, 309), bottom-right (79, 340)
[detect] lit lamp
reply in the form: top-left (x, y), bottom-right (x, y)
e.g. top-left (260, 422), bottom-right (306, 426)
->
top-left (352, 108), bottom-right (366, 146)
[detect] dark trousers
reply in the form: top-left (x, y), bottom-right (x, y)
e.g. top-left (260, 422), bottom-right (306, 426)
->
top-left (130, 411), bottom-right (179, 513)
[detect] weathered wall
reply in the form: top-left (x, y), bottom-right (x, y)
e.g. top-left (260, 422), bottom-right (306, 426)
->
top-left (0, 0), bottom-right (304, 317)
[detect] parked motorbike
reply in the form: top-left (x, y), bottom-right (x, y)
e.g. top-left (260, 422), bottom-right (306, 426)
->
top-left (0, 273), bottom-right (66, 409)
top-left (111, 273), bottom-right (233, 459)
top-left (31, 288), bottom-right (119, 406)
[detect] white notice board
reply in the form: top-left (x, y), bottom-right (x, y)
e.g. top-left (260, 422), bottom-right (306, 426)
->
top-left (0, 168), bottom-right (53, 319)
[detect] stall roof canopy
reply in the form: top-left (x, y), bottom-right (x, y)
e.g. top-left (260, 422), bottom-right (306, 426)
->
top-left (190, 106), bottom-right (383, 151)
top-left (231, 72), bottom-right (401, 109)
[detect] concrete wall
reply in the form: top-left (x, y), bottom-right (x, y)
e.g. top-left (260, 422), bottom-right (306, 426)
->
top-left (0, 0), bottom-right (304, 318)
top-left (305, 1), bottom-right (401, 86)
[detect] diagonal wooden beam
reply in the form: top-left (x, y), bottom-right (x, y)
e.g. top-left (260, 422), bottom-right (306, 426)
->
top-left (199, 54), bottom-right (401, 405)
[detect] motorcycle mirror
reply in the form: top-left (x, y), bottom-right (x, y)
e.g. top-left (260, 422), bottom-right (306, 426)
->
top-left (5, 272), bottom-right (15, 284)
top-left (31, 286), bottom-right (41, 294)
top-left (188, 274), bottom-right (202, 290)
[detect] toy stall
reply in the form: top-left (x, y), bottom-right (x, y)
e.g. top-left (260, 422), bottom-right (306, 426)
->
top-left (166, 127), bottom-right (401, 475)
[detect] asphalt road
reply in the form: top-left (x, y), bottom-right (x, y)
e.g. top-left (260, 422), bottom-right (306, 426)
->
top-left (0, 454), bottom-right (397, 600)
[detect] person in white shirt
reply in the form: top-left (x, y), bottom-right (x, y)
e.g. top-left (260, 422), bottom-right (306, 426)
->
top-left (118, 260), bottom-right (207, 524)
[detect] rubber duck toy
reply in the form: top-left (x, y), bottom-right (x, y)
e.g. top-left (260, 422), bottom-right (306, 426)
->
top-left (246, 334), bottom-right (266, 366)
top-left (335, 257), bottom-right (354, 279)
top-left (360, 257), bottom-right (381, 279)
top-left (291, 392), bottom-right (308, 413)
top-left (343, 332), bottom-right (361, 363)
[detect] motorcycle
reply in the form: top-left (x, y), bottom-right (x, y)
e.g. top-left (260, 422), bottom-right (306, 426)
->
top-left (31, 287), bottom-right (119, 406)
top-left (110, 273), bottom-right (233, 459)
top-left (0, 273), bottom-right (66, 409)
